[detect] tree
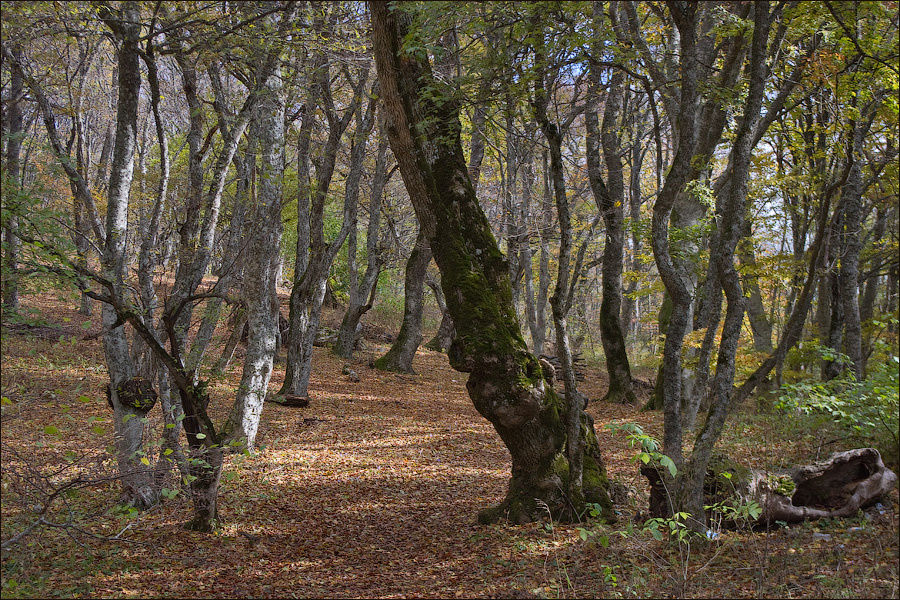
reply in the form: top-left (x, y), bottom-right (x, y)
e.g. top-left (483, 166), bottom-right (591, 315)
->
top-left (223, 51), bottom-right (288, 451)
top-left (334, 134), bottom-right (391, 359)
top-left (584, 0), bottom-right (637, 405)
top-left (371, 0), bottom-right (613, 523)
top-left (1, 44), bottom-right (24, 311)
top-left (279, 24), bottom-right (370, 401)
top-left (373, 229), bottom-right (431, 373)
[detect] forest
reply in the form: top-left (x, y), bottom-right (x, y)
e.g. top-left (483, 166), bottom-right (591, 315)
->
top-left (0, 1), bottom-right (898, 598)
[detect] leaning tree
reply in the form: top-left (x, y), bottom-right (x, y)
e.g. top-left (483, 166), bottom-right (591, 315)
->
top-left (370, 0), bottom-right (613, 523)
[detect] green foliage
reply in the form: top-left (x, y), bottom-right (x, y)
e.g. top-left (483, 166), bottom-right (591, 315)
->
top-left (705, 497), bottom-right (763, 524)
top-left (605, 422), bottom-right (676, 477)
top-left (644, 512), bottom-right (693, 543)
top-left (776, 350), bottom-right (899, 466)
top-left (0, 175), bottom-right (79, 297)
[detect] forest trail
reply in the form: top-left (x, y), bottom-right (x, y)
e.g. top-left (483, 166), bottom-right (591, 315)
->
top-left (2, 291), bottom-right (895, 599)
top-left (1, 291), bottom-right (658, 598)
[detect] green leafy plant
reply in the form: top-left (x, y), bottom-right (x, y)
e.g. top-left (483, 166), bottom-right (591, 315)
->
top-left (776, 349), bottom-right (899, 465)
top-left (605, 422), bottom-right (677, 476)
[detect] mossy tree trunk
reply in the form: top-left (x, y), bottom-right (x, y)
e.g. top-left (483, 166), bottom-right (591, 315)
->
top-left (371, 2), bottom-right (613, 523)
top-left (2, 45), bottom-right (23, 311)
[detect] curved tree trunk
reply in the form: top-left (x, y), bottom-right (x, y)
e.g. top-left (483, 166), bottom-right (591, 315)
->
top-left (371, 3), bottom-right (613, 523)
top-left (679, 5), bottom-right (772, 526)
top-left (374, 230), bottom-right (431, 373)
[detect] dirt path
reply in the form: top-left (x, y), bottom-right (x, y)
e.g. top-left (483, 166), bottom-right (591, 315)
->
top-left (0, 293), bottom-right (653, 597)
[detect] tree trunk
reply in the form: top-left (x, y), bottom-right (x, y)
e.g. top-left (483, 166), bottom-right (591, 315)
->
top-left (2, 46), bottom-right (23, 311)
top-left (334, 103), bottom-right (381, 359)
top-left (824, 241), bottom-right (846, 381)
top-left (97, 1), bottom-right (155, 508)
top-left (371, 3), bottom-right (613, 523)
top-left (679, 5), bottom-right (772, 526)
top-left (467, 87), bottom-right (488, 193)
top-left (215, 306), bottom-right (247, 374)
top-left (838, 125), bottom-right (864, 380)
top-left (585, 51), bottom-right (636, 405)
top-left (503, 97), bottom-right (523, 310)
top-left (424, 277), bottom-right (455, 352)
top-left (374, 230), bottom-right (431, 373)
top-left (860, 205), bottom-right (886, 374)
top-left (281, 59), bottom-right (364, 398)
top-left (738, 218), bottom-right (773, 353)
top-left (223, 63), bottom-right (286, 451)
top-left (527, 151), bottom-right (554, 356)
top-left (620, 109), bottom-right (645, 339)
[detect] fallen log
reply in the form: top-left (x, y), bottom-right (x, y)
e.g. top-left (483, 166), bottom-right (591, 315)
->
top-left (642, 448), bottom-right (897, 527)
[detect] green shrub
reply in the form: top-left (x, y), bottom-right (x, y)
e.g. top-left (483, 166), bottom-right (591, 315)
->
top-left (775, 352), bottom-right (899, 468)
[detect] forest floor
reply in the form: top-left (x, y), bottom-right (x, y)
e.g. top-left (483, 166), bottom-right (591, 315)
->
top-left (1, 288), bottom-right (898, 599)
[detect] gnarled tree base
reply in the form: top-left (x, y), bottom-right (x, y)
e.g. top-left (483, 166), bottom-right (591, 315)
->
top-left (479, 413), bottom-right (615, 525)
top-left (266, 393), bottom-right (309, 408)
top-left (601, 382), bottom-right (637, 405)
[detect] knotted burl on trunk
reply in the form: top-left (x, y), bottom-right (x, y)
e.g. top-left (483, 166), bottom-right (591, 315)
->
top-left (106, 376), bottom-right (158, 413)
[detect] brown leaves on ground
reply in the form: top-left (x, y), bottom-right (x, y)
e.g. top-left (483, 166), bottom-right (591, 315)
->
top-left (1, 290), bottom-right (897, 599)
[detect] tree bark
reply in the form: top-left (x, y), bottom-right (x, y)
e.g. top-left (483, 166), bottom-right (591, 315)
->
top-left (334, 101), bottom-right (381, 359)
top-left (738, 218), bottom-right (773, 353)
top-left (585, 31), bottom-right (636, 405)
top-left (96, 1), bottom-right (155, 509)
top-left (424, 277), bottom-right (456, 352)
top-left (280, 63), bottom-right (366, 398)
top-left (374, 230), bottom-right (431, 373)
top-left (371, 2), bottom-right (613, 523)
top-left (223, 62), bottom-right (286, 451)
top-left (680, 4), bottom-right (772, 525)
top-left (2, 46), bottom-right (23, 311)
top-left (838, 125), bottom-right (864, 379)
top-left (620, 106), bottom-right (646, 340)
top-left (824, 211), bottom-right (846, 381)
